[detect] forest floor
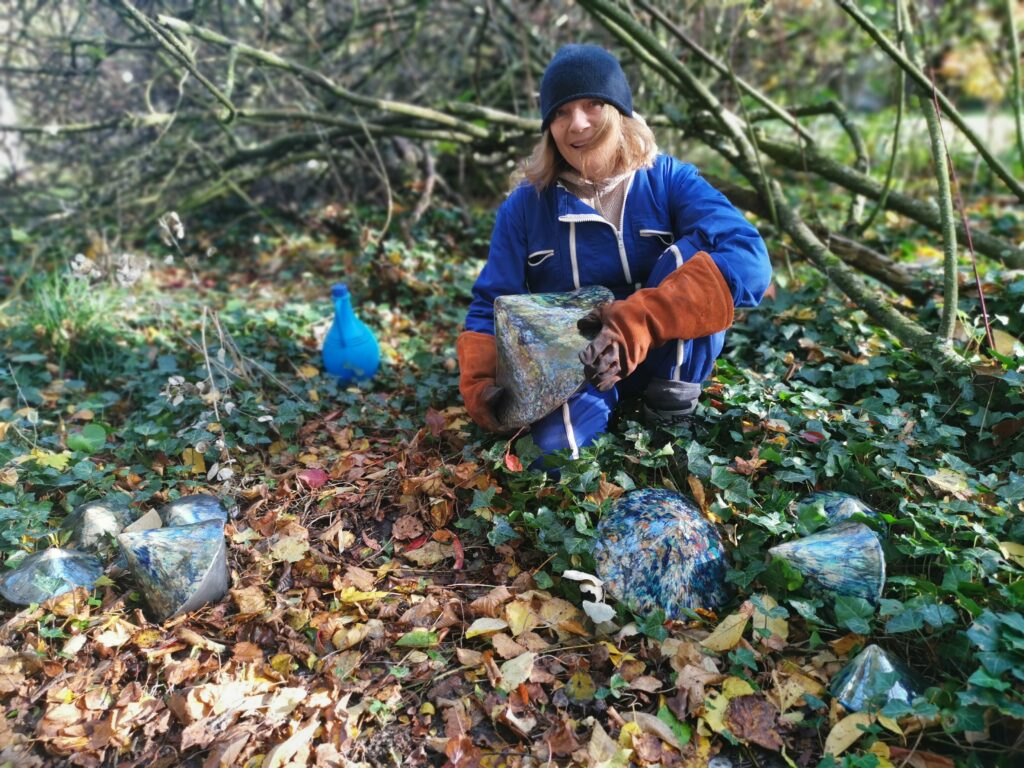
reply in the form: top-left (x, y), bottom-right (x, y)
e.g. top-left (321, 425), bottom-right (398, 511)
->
top-left (0, 203), bottom-right (1022, 768)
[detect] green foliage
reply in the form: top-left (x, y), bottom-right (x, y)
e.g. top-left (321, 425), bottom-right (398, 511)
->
top-left (23, 270), bottom-right (123, 381)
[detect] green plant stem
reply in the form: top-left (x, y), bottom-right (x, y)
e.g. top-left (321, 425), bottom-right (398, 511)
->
top-left (898, 0), bottom-right (957, 343)
top-left (1008, 0), bottom-right (1024, 173)
top-left (755, 135), bottom-right (1024, 269)
top-left (858, 56), bottom-right (906, 235)
top-left (836, 0), bottom-right (1024, 202)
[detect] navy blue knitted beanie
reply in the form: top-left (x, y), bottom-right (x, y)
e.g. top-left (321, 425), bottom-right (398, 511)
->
top-left (539, 44), bottom-right (633, 131)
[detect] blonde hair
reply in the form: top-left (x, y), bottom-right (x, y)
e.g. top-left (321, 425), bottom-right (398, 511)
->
top-left (514, 109), bottom-right (658, 192)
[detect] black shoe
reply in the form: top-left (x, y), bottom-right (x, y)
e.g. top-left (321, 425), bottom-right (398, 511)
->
top-left (641, 378), bottom-right (700, 428)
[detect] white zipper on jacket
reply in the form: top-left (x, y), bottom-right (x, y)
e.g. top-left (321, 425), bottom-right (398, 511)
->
top-left (557, 172), bottom-right (637, 289)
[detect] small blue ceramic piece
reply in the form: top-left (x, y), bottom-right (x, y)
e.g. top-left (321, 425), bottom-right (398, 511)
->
top-left (161, 493), bottom-right (229, 527)
top-left (62, 494), bottom-right (134, 555)
top-left (831, 644), bottom-right (918, 712)
top-left (322, 284), bottom-right (380, 385)
top-left (117, 519), bottom-right (228, 621)
top-left (796, 491), bottom-right (886, 537)
top-left (0, 548), bottom-right (104, 605)
top-left (494, 285), bottom-right (614, 430)
top-left (768, 521), bottom-right (885, 604)
top-left (594, 488), bottom-right (731, 619)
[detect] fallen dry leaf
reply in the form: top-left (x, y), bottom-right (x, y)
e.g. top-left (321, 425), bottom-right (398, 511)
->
top-left (824, 711), bottom-right (873, 756)
top-left (726, 694), bottom-right (783, 751)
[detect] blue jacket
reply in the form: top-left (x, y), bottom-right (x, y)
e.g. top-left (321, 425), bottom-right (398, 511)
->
top-left (465, 154), bottom-right (771, 335)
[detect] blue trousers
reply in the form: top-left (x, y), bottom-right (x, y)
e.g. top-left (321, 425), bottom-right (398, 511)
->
top-left (528, 246), bottom-right (725, 458)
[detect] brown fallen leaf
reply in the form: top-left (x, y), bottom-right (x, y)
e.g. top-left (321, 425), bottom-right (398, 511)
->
top-left (726, 694), bottom-right (783, 751)
top-left (392, 513), bottom-right (425, 541)
top-left (887, 747), bottom-right (955, 768)
top-left (469, 585), bottom-right (514, 618)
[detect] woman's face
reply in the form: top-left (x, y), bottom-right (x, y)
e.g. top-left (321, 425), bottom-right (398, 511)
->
top-left (549, 98), bottom-right (620, 180)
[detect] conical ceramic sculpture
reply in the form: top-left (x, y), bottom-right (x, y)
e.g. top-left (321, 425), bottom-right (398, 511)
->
top-left (494, 285), bottom-right (613, 430)
top-left (796, 491), bottom-right (886, 536)
top-left (62, 494), bottom-right (135, 555)
top-left (0, 548), bottom-right (104, 605)
top-left (830, 644), bottom-right (918, 712)
top-left (768, 521), bottom-right (885, 604)
top-left (117, 519), bottom-right (228, 621)
top-left (594, 488), bottom-right (731, 619)
top-left (161, 493), bottom-right (229, 527)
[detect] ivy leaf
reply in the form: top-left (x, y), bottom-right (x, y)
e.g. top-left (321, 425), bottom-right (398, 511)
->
top-left (66, 423), bottom-right (107, 453)
top-left (834, 595), bottom-right (875, 635)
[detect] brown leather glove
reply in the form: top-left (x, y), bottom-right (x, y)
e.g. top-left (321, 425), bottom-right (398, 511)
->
top-left (578, 251), bottom-right (734, 391)
top-left (456, 330), bottom-right (506, 433)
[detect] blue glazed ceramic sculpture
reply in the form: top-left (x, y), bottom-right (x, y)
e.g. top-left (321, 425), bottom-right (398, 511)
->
top-left (768, 521), bottom-right (885, 604)
top-left (117, 519), bottom-right (228, 621)
top-left (494, 285), bottom-right (613, 430)
top-left (593, 488), bottom-right (731, 619)
top-left (831, 644), bottom-right (918, 712)
top-left (161, 493), bottom-right (229, 527)
top-left (796, 491), bottom-right (886, 537)
top-left (62, 494), bottom-right (135, 555)
top-left (0, 548), bottom-right (104, 605)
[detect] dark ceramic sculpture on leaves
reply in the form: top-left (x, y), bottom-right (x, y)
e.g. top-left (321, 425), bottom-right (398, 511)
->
top-left (594, 488), bottom-right (730, 619)
top-left (494, 286), bottom-right (613, 430)
top-left (796, 491), bottom-right (886, 537)
top-left (161, 493), bottom-right (229, 527)
top-left (831, 644), bottom-right (918, 712)
top-left (62, 494), bottom-right (135, 555)
top-left (768, 521), bottom-right (885, 604)
top-left (0, 548), bottom-right (104, 605)
top-left (117, 519), bottom-right (228, 621)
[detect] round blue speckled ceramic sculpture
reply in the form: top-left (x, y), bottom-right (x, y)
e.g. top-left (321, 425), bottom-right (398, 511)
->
top-left (594, 488), bottom-right (731, 619)
top-left (161, 493), bottom-right (229, 527)
top-left (117, 519), bottom-right (228, 622)
top-left (830, 644), bottom-right (918, 712)
top-left (0, 548), bottom-right (104, 605)
top-left (768, 521), bottom-right (885, 604)
top-left (796, 491), bottom-right (887, 537)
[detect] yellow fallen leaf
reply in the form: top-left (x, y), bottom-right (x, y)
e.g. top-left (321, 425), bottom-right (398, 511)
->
top-left (704, 676), bottom-right (755, 735)
top-left (497, 651), bottom-right (535, 692)
top-left (505, 600), bottom-right (536, 637)
top-left (182, 447), bottom-right (206, 475)
top-left (296, 364), bottom-right (320, 380)
top-left (925, 468), bottom-right (972, 498)
top-left (618, 720), bottom-right (644, 748)
top-left (824, 712), bottom-right (874, 756)
top-left (465, 617), bottom-right (509, 638)
top-left (270, 535), bottom-right (309, 563)
top-left (701, 610), bottom-right (750, 652)
top-left (877, 713), bottom-right (903, 736)
top-left (336, 587), bottom-right (390, 603)
top-left (991, 328), bottom-right (1021, 357)
top-left (29, 448), bottom-right (72, 470)
top-left (751, 594), bottom-right (789, 649)
top-left (868, 741), bottom-right (896, 768)
top-left (998, 541), bottom-right (1024, 568)
top-left (599, 640), bottom-right (638, 668)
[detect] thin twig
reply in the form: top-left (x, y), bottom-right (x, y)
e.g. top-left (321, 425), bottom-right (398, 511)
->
top-left (899, 0), bottom-right (958, 342)
top-left (836, 0), bottom-right (1024, 202)
top-left (1007, 0), bottom-right (1024, 173)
